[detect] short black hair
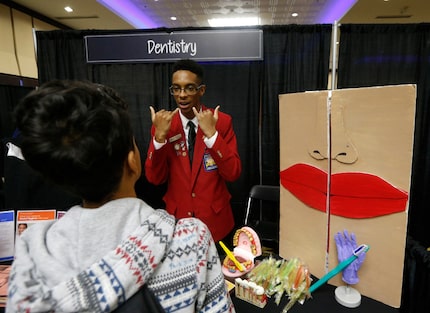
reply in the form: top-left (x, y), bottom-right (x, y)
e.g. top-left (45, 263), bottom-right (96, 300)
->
top-left (172, 59), bottom-right (204, 83)
top-left (14, 80), bottom-right (135, 203)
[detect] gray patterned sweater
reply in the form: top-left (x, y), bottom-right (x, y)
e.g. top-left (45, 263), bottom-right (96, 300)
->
top-left (6, 198), bottom-right (235, 313)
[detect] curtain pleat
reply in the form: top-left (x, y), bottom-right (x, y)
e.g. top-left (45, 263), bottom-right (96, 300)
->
top-left (0, 85), bottom-right (33, 139)
top-left (262, 25), bottom-right (332, 186)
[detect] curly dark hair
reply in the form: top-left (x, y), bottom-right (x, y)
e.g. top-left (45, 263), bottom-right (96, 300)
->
top-left (172, 59), bottom-right (204, 83)
top-left (14, 80), bottom-right (135, 203)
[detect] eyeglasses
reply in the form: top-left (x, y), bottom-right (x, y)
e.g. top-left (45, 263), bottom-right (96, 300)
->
top-left (169, 84), bottom-right (204, 96)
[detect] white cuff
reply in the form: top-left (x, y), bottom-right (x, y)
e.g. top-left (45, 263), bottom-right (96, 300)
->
top-left (204, 131), bottom-right (218, 148)
top-left (152, 137), bottom-right (166, 150)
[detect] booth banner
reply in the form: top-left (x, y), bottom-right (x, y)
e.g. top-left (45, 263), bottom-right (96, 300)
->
top-left (85, 29), bottom-right (263, 63)
top-left (278, 84), bottom-right (416, 308)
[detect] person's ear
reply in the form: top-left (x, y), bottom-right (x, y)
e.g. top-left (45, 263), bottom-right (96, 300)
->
top-left (127, 148), bottom-right (140, 176)
top-left (199, 84), bottom-right (206, 96)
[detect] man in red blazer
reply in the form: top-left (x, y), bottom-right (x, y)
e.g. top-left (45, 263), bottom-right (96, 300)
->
top-left (145, 59), bottom-right (242, 242)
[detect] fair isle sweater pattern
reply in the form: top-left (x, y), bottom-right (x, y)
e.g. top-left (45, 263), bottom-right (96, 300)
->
top-left (148, 218), bottom-right (231, 313)
top-left (7, 208), bottom-right (235, 313)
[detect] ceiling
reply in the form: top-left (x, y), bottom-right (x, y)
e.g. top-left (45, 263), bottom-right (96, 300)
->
top-left (7, 0), bottom-right (430, 30)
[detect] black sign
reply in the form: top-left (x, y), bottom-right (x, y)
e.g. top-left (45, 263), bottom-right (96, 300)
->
top-left (85, 29), bottom-right (263, 63)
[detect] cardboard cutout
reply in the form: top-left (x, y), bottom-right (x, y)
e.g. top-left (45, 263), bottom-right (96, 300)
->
top-left (279, 85), bottom-right (416, 307)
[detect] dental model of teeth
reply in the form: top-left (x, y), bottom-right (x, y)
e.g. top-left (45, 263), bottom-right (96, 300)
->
top-left (221, 226), bottom-right (262, 278)
top-left (234, 278), bottom-right (267, 308)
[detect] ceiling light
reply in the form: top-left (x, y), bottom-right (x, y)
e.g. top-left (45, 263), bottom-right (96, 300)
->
top-left (170, 16), bottom-right (177, 21)
top-left (208, 16), bottom-right (260, 27)
top-left (64, 6), bottom-right (73, 13)
top-left (292, 13), bottom-right (298, 17)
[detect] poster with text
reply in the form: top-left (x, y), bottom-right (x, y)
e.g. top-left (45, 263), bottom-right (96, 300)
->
top-left (16, 210), bottom-right (57, 237)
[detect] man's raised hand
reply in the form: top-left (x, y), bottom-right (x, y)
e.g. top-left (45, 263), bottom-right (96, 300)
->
top-left (149, 106), bottom-right (179, 143)
top-left (192, 105), bottom-right (220, 139)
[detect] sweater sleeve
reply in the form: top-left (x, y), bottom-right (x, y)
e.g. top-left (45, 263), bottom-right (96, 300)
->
top-left (192, 219), bottom-right (236, 313)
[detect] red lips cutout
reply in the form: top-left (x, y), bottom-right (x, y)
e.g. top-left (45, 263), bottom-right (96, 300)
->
top-left (280, 163), bottom-right (408, 218)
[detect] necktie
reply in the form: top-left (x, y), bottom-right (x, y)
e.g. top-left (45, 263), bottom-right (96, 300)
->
top-left (187, 121), bottom-right (196, 165)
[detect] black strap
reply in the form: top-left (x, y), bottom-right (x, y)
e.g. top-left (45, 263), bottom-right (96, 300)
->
top-left (113, 285), bottom-right (165, 313)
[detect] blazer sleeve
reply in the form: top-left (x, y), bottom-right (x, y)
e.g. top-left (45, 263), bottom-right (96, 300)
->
top-left (144, 126), bottom-right (169, 185)
top-left (207, 112), bottom-right (242, 182)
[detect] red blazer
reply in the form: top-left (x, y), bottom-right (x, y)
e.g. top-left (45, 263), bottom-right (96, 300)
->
top-left (145, 105), bottom-right (241, 241)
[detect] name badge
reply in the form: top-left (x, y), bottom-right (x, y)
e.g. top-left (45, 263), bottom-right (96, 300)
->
top-left (203, 152), bottom-right (218, 171)
top-left (169, 133), bottom-right (182, 143)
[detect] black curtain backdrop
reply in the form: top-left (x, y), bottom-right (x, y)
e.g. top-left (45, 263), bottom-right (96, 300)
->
top-left (0, 85), bottom-right (34, 160)
top-left (337, 23), bottom-right (430, 313)
top-left (0, 85), bottom-right (34, 210)
top-left (0, 85), bottom-right (34, 140)
top-left (34, 25), bottom-right (332, 227)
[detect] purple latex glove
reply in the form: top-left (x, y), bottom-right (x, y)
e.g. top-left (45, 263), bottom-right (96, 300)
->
top-left (334, 230), bottom-right (366, 285)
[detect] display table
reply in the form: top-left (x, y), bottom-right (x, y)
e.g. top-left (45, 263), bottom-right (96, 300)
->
top-left (0, 258), bottom-right (400, 313)
top-left (231, 279), bottom-right (399, 313)
top-left (0, 280), bottom-right (401, 313)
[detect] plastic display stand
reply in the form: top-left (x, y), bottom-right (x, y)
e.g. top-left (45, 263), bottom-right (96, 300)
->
top-left (335, 285), bottom-right (361, 308)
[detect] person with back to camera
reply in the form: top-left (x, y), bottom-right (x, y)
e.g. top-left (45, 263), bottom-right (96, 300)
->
top-left (146, 59), bottom-right (242, 243)
top-left (6, 80), bottom-right (235, 313)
